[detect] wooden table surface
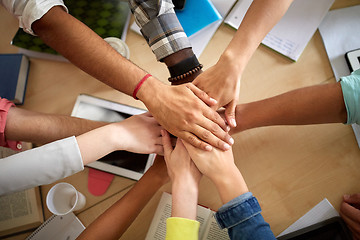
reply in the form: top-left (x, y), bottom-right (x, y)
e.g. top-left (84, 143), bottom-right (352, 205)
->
top-left (1, 0), bottom-right (360, 239)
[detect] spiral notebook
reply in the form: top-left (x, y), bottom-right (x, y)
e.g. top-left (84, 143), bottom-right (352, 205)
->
top-left (25, 213), bottom-right (85, 240)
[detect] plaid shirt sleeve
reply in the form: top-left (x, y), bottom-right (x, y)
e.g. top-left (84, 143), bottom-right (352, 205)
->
top-left (128, 0), bottom-right (191, 61)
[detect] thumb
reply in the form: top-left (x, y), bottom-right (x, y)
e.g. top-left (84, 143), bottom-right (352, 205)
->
top-left (225, 100), bottom-right (237, 128)
top-left (161, 130), bottom-right (173, 161)
top-left (344, 193), bottom-right (360, 205)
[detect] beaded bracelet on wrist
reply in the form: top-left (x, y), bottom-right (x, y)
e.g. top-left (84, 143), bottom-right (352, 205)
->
top-left (168, 64), bottom-right (203, 83)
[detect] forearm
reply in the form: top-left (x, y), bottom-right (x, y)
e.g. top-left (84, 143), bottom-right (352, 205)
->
top-left (5, 107), bottom-right (107, 144)
top-left (212, 165), bottom-right (248, 205)
top-left (77, 161), bottom-right (167, 240)
top-left (222, 0), bottom-right (292, 73)
top-left (32, 6), bottom-right (147, 96)
top-left (232, 82), bottom-right (347, 134)
top-left (171, 176), bottom-right (199, 220)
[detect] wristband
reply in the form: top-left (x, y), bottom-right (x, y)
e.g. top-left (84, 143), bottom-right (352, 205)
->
top-left (168, 55), bottom-right (200, 77)
top-left (168, 64), bottom-right (203, 83)
top-left (133, 74), bottom-right (152, 100)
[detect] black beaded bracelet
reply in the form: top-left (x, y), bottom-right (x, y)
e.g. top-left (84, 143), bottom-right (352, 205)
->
top-left (168, 64), bottom-right (203, 82)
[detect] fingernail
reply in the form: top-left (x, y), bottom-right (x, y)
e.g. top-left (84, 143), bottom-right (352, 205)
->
top-left (205, 145), bottom-right (212, 151)
top-left (226, 125), bottom-right (231, 132)
top-left (231, 119), bottom-right (237, 127)
top-left (229, 137), bottom-right (234, 145)
top-left (344, 194), bottom-right (350, 200)
top-left (223, 143), bottom-right (231, 150)
top-left (210, 98), bottom-right (217, 104)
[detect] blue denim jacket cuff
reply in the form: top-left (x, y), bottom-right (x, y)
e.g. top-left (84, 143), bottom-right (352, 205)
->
top-left (215, 192), bottom-right (262, 229)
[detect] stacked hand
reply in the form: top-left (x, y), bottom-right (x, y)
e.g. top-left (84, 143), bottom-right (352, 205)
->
top-left (142, 81), bottom-right (234, 151)
top-left (193, 58), bottom-right (241, 129)
top-left (112, 112), bottom-right (164, 155)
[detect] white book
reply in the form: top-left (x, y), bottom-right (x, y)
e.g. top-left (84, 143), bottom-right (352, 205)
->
top-left (225, 0), bottom-right (334, 61)
top-left (277, 198), bottom-right (339, 237)
top-left (0, 145), bottom-right (44, 238)
top-left (145, 192), bottom-right (229, 240)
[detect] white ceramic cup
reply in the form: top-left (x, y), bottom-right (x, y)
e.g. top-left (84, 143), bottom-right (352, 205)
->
top-left (46, 182), bottom-right (86, 215)
top-left (104, 37), bottom-right (130, 59)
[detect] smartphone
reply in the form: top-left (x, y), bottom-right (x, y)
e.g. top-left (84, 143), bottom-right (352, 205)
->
top-left (345, 48), bottom-right (360, 72)
top-left (173, 0), bottom-right (186, 10)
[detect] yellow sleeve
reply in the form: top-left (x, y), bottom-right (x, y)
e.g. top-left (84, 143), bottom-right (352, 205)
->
top-left (166, 217), bottom-right (200, 240)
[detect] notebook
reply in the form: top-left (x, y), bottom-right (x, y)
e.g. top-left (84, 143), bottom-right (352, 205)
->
top-left (25, 213), bottom-right (85, 240)
top-left (225, 0), bottom-right (334, 61)
top-left (175, 0), bottom-right (221, 37)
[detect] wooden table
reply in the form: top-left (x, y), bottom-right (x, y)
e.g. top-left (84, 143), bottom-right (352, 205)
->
top-left (1, 0), bottom-right (360, 239)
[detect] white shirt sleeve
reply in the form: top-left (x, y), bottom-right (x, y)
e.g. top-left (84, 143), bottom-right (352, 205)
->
top-left (0, 136), bottom-right (84, 196)
top-left (1, 0), bottom-right (68, 35)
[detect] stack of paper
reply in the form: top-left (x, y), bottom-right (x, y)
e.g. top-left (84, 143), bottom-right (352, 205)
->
top-left (225, 0), bottom-right (334, 61)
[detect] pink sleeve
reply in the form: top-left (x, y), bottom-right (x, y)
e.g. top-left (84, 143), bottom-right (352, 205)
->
top-left (0, 98), bottom-right (22, 151)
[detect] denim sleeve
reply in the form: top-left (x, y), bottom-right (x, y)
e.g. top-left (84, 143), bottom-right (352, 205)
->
top-left (340, 69), bottom-right (360, 125)
top-left (215, 192), bottom-right (276, 240)
top-left (128, 0), bottom-right (191, 61)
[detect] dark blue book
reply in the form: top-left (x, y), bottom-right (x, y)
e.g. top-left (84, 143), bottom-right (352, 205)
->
top-left (0, 54), bottom-right (30, 105)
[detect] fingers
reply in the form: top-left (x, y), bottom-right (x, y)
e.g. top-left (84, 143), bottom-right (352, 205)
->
top-left (194, 120), bottom-right (233, 151)
top-left (186, 83), bottom-right (218, 107)
top-left (340, 206), bottom-right (360, 238)
top-left (344, 194), bottom-right (360, 207)
top-left (180, 131), bottom-right (213, 152)
top-left (341, 201), bottom-right (360, 225)
top-left (153, 145), bottom-right (164, 156)
top-left (161, 130), bottom-right (173, 160)
top-left (203, 107), bottom-right (230, 133)
top-left (181, 139), bottom-right (200, 156)
top-left (225, 100), bottom-right (237, 128)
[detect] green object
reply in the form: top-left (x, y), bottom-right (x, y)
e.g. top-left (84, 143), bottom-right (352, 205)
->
top-left (12, 0), bottom-right (131, 56)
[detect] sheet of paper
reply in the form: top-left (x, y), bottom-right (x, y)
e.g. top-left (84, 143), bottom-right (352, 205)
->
top-left (318, 5), bottom-right (360, 81)
top-left (319, 5), bottom-right (360, 148)
top-left (130, 0), bottom-right (236, 57)
top-left (225, 0), bottom-right (334, 61)
top-left (224, 0), bottom-right (253, 29)
top-left (277, 198), bottom-right (339, 237)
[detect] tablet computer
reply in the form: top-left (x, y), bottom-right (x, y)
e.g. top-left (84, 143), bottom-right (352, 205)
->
top-left (71, 94), bottom-right (155, 180)
top-left (277, 217), bottom-right (352, 240)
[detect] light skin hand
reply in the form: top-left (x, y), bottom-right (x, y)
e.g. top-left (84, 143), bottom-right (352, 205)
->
top-left (193, 59), bottom-right (241, 128)
top-left (77, 113), bottom-right (163, 165)
top-left (340, 194), bottom-right (360, 239)
top-left (161, 130), bottom-right (202, 183)
top-left (182, 142), bottom-right (248, 204)
top-left (137, 78), bottom-right (234, 152)
top-left (195, 0), bottom-right (293, 128)
top-left (162, 130), bottom-right (201, 220)
top-left (112, 112), bottom-right (164, 155)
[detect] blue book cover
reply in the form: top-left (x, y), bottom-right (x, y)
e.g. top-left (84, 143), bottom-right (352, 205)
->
top-left (0, 54), bottom-right (29, 104)
top-left (175, 0), bottom-right (222, 36)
